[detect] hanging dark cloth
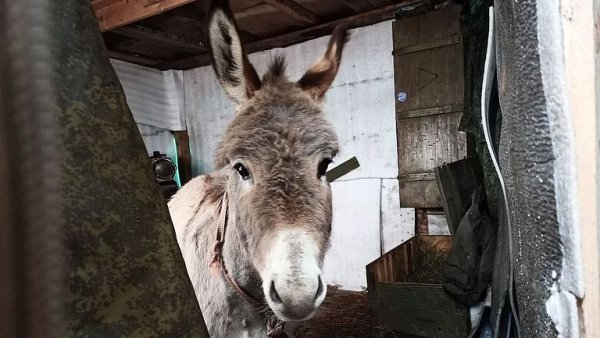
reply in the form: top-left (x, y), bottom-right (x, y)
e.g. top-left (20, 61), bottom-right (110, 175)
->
top-left (442, 187), bottom-right (496, 306)
top-left (53, 1), bottom-right (209, 336)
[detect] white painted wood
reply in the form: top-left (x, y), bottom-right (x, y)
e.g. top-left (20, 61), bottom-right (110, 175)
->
top-left (427, 212), bottom-right (451, 236)
top-left (381, 179), bottom-right (415, 253)
top-left (137, 123), bottom-right (177, 158)
top-left (183, 67), bottom-right (235, 174)
top-left (323, 179), bottom-right (382, 291)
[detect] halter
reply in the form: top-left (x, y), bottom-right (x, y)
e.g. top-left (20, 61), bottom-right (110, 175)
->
top-left (209, 191), bottom-right (287, 338)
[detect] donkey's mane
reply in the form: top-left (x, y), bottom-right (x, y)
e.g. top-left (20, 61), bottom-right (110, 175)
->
top-left (262, 54), bottom-right (287, 84)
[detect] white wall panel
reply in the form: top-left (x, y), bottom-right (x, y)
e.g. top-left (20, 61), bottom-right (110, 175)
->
top-left (381, 179), bottom-right (415, 253)
top-left (184, 67), bottom-right (235, 174)
top-left (323, 179), bottom-right (382, 291)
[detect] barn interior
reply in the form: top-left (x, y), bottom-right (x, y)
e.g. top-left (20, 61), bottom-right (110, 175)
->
top-left (1, 0), bottom-right (598, 338)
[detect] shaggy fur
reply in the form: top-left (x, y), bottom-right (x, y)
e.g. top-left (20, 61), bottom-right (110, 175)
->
top-left (169, 1), bottom-right (348, 336)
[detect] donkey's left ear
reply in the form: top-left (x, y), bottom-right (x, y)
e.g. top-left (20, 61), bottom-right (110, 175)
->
top-left (298, 25), bottom-right (349, 100)
top-left (208, 0), bottom-right (261, 103)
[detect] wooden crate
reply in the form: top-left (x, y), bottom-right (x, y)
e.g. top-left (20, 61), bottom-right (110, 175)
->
top-left (366, 236), bottom-right (470, 338)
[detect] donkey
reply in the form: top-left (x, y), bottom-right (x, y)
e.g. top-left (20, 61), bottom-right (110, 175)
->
top-left (168, 0), bottom-right (348, 336)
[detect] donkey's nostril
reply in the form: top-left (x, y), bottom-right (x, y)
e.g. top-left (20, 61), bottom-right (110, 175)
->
top-left (269, 280), bottom-right (282, 304)
top-left (314, 275), bottom-right (324, 301)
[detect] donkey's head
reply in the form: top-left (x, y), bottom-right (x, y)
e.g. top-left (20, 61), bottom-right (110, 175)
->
top-left (208, 0), bottom-right (348, 322)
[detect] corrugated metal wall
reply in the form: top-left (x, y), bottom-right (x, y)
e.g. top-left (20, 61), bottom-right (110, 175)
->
top-left (111, 59), bottom-right (185, 131)
top-left (183, 21), bottom-right (415, 290)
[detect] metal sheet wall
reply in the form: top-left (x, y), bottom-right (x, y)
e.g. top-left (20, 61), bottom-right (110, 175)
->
top-left (111, 59), bottom-right (186, 130)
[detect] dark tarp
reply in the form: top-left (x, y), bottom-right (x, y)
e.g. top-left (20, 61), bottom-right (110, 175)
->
top-left (438, 159), bottom-right (496, 306)
top-left (0, 0), bottom-right (209, 336)
top-left (57, 1), bottom-right (209, 336)
top-left (459, 1), bottom-right (514, 333)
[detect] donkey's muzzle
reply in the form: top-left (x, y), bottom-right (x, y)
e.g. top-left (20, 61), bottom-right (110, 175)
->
top-left (267, 274), bottom-right (326, 321)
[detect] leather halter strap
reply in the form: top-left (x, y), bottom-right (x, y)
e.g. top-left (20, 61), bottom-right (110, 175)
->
top-left (209, 191), bottom-right (287, 338)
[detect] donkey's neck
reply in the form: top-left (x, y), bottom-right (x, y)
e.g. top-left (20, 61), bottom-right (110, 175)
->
top-left (222, 208), bottom-right (264, 301)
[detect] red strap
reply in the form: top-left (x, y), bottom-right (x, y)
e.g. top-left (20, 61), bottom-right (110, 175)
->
top-left (209, 191), bottom-right (287, 336)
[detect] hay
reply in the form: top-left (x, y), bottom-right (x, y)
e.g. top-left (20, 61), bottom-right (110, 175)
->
top-left (406, 243), bottom-right (449, 284)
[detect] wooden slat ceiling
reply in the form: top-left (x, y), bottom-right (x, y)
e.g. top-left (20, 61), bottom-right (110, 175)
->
top-left (94, 0), bottom-right (432, 70)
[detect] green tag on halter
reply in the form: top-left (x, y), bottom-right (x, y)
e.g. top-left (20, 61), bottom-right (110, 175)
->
top-left (326, 156), bottom-right (360, 183)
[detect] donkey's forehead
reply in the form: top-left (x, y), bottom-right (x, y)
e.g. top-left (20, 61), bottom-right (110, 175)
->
top-left (216, 92), bottom-right (339, 166)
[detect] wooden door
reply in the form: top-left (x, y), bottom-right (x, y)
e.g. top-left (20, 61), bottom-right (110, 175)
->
top-left (394, 5), bottom-right (467, 208)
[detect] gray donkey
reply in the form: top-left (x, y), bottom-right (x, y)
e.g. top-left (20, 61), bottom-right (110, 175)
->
top-left (168, 0), bottom-right (348, 336)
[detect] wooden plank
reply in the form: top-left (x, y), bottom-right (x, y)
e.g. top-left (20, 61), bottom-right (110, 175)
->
top-left (397, 104), bottom-right (462, 120)
top-left (416, 208), bottom-right (428, 235)
top-left (112, 25), bottom-right (206, 52)
top-left (399, 180), bottom-right (440, 208)
top-left (244, 1), bottom-right (408, 52)
top-left (172, 131), bottom-right (192, 186)
top-left (397, 112), bottom-right (466, 176)
top-left (370, 303), bottom-right (469, 338)
top-left (326, 156), bottom-right (360, 182)
top-left (393, 6), bottom-right (465, 207)
top-left (160, 0), bottom-right (415, 69)
top-left (93, 0), bottom-right (197, 32)
top-left (398, 172), bottom-right (436, 182)
top-left (566, 0), bottom-right (600, 334)
top-left (263, 0), bottom-right (321, 24)
top-left (368, 281), bottom-right (469, 337)
top-left (392, 4), bottom-right (462, 50)
top-left (434, 158), bottom-right (483, 234)
top-left (367, 237), bottom-right (418, 282)
top-left (107, 50), bottom-right (163, 67)
top-left (394, 44), bottom-right (464, 113)
top-left (371, 282), bottom-right (464, 312)
top-left (393, 34), bottom-right (461, 55)
top-left (334, 0), bottom-right (374, 13)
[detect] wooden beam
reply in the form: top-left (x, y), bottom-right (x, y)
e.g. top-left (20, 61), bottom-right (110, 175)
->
top-left (160, 1), bottom-right (413, 70)
top-left (107, 50), bottom-right (163, 67)
top-left (158, 53), bottom-right (212, 70)
top-left (112, 25), bottom-right (206, 52)
top-left (172, 131), bottom-right (193, 185)
top-left (93, 0), bottom-right (198, 32)
top-left (334, 0), bottom-right (374, 13)
top-left (564, 0), bottom-right (600, 334)
top-left (262, 0), bottom-right (321, 24)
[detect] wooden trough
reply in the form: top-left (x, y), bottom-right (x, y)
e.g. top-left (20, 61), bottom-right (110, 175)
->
top-left (366, 235), bottom-right (470, 338)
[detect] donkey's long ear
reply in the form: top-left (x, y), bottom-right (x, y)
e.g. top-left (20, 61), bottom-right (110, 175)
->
top-left (208, 0), bottom-right (261, 103)
top-left (298, 25), bottom-right (349, 100)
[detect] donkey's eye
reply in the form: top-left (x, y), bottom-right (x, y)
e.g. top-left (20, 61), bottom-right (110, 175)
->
top-left (317, 158), bottom-right (333, 178)
top-left (233, 163), bottom-right (252, 180)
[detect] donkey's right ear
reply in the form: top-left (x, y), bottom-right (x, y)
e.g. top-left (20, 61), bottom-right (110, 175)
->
top-left (208, 0), bottom-right (261, 103)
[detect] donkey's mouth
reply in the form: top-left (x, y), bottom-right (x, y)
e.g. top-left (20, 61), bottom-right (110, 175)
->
top-left (265, 274), bottom-right (327, 322)
top-left (273, 306), bottom-right (319, 322)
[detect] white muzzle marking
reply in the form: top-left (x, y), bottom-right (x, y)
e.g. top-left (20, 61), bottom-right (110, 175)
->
top-left (262, 229), bottom-right (326, 321)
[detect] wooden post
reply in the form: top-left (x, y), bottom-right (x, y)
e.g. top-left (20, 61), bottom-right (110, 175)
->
top-left (563, 0), bottom-right (600, 334)
top-left (172, 130), bottom-right (192, 186)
